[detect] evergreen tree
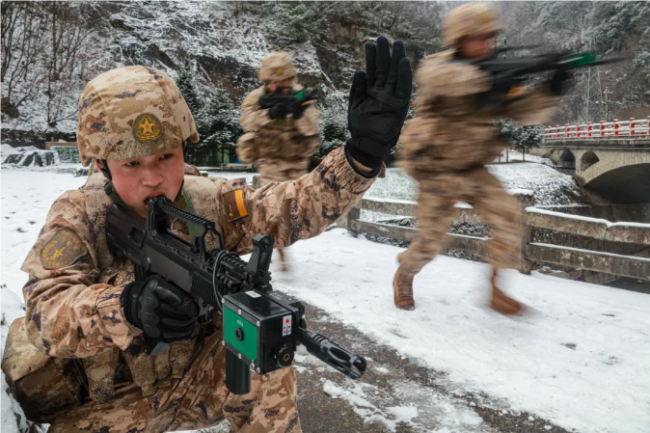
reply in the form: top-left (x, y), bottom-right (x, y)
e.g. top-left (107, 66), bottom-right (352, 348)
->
top-left (495, 120), bottom-right (543, 161)
top-left (268, 2), bottom-right (323, 44)
top-left (177, 60), bottom-right (203, 117)
top-left (313, 95), bottom-right (348, 166)
top-left (193, 85), bottom-right (243, 164)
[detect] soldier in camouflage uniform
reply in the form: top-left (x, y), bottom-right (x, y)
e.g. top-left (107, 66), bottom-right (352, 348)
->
top-left (3, 35), bottom-right (412, 433)
top-left (393, 3), bottom-right (566, 314)
top-left (236, 52), bottom-right (320, 270)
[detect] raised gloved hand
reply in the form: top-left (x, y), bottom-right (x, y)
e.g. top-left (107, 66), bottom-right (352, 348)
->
top-left (346, 35), bottom-right (412, 172)
top-left (121, 275), bottom-right (199, 343)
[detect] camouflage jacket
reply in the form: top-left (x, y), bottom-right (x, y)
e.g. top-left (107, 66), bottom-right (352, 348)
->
top-left (236, 85), bottom-right (320, 183)
top-left (18, 147), bottom-right (373, 431)
top-left (398, 50), bottom-right (558, 179)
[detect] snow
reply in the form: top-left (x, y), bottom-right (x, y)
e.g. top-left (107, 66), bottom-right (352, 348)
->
top-left (271, 231), bottom-right (650, 433)
top-left (321, 379), bottom-right (423, 431)
top-left (2, 167), bottom-right (650, 433)
top-left (1, 169), bottom-right (87, 433)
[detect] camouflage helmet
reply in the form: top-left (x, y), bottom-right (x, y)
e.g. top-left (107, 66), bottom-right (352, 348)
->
top-left (258, 51), bottom-right (296, 82)
top-left (76, 66), bottom-right (199, 167)
top-left (441, 2), bottom-right (501, 48)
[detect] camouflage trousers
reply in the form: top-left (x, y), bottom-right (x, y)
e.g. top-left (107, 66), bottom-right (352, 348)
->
top-left (252, 167), bottom-right (307, 265)
top-left (48, 330), bottom-right (300, 433)
top-left (399, 168), bottom-right (522, 274)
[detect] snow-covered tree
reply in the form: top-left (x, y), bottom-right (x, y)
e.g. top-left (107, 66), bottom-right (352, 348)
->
top-left (177, 60), bottom-right (203, 117)
top-left (268, 2), bottom-right (323, 44)
top-left (494, 119), bottom-right (544, 161)
top-left (313, 94), bottom-right (348, 166)
top-left (190, 85), bottom-right (243, 165)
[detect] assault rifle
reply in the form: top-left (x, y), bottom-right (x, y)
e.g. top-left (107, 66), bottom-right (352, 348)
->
top-left (106, 197), bottom-right (366, 394)
top-left (457, 50), bottom-right (623, 108)
top-left (258, 87), bottom-right (319, 111)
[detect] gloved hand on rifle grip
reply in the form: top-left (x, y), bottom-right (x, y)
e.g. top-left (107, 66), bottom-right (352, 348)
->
top-left (549, 69), bottom-right (572, 96)
top-left (121, 275), bottom-right (199, 343)
top-left (268, 102), bottom-right (289, 120)
top-left (346, 35), bottom-right (412, 173)
top-left (292, 99), bottom-right (308, 120)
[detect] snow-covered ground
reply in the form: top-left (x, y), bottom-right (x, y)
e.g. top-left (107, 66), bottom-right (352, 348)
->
top-left (272, 231), bottom-right (650, 433)
top-left (2, 166), bottom-right (649, 433)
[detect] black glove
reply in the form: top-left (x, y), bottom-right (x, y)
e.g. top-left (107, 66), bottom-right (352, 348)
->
top-left (121, 275), bottom-right (199, 343)
top-left (268, 102), bottom-right (289, 119)
top-left (292, 99), bottom-right (308, 120)
top-left (549, 69), bottom-right (571, 96)
top-left (346, 35), bottom-right (413, 172)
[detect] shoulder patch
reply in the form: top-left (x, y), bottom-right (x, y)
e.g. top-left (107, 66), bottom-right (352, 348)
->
top-left (40, 229), bottom-right (88, 270)
top-left (222, 189), bottom-right (249, 222)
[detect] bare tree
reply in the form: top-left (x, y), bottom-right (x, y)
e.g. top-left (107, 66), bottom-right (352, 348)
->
top-left (45, 2), bottom-right (92, 127)
top-left (1, 2), bottom-right (46, 116)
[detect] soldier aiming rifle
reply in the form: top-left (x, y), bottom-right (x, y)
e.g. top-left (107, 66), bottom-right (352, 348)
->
top-left (236, 52), bottom-right (321, 272)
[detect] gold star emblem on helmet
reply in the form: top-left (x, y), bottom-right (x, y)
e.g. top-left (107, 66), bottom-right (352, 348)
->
top-left (133, 113), bottom-right (162, 142)
top-left (275, 67), bottom-right (284, 75)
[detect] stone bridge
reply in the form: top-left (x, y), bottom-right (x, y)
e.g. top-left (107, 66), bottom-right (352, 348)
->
top-left (539, 138), bottom-right (650, 203)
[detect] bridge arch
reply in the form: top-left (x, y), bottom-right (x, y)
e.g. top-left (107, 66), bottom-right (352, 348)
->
top-left (580, 151), bottom-right (600, 171)
top-left (559, 149), bottom-right (576, 169)
top-left (583, 162), bottom-right (650, 203)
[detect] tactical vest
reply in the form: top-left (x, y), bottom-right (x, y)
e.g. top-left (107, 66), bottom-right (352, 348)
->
top-left (1, 172), bottom-right (235, 423)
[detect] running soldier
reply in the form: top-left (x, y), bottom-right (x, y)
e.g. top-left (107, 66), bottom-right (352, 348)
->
top-left (394, 3), bottom-right (567, 313)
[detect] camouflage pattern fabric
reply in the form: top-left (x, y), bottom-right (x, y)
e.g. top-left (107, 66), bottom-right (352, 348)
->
top-left (236, 85), bottom-right (320, 185)
top-left (398, 169), bottom-right (522, 272)
top-left (17, 146), bottom-right (374, 432)
top-left (396, 50), bottom-right (557, 274)
top-left (76, 66), bottom-right (199, 167)
top-left (441, 2), bottom-right (501, 48)
top-left (258, 51), bottom-right (296, 82)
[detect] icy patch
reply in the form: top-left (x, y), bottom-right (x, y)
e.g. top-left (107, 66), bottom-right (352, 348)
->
top-left (321, 378), bottom-right (484, 432)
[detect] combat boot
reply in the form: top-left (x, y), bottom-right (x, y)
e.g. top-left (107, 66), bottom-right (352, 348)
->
top-left (393, 266), bottom-right (415, 310)
top-left (489, 274), bottom-right (524, 315)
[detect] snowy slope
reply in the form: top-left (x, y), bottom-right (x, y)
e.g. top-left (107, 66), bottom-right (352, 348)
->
top-left (2, 2), bottom-right (328, 134)
top-left (2, 168), bottom-right (649, 433)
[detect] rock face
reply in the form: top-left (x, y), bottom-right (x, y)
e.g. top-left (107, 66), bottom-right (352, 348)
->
top-left (1, 2), bottom-right (381, 134)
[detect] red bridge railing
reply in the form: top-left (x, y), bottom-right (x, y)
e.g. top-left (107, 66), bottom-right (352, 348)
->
top-left (546, 116), bottom-right (650, 140)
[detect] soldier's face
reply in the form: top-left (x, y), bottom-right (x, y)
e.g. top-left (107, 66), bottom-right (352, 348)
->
top-left (101, 146), bottom-right (185, 218)
top-left (268, 79), bottom-right (293, 94)
top-left (459, 35), bottom-right (496, 59)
